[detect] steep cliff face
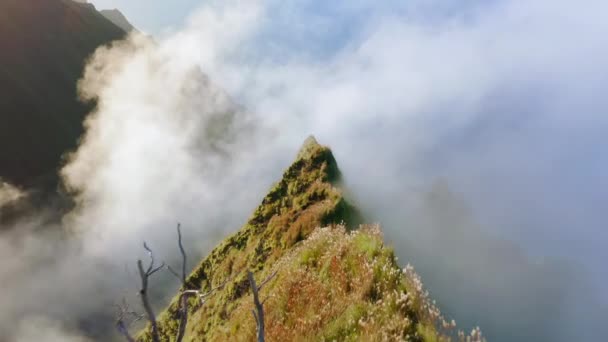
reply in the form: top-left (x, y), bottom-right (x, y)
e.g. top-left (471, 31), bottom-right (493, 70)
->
top-left (0, 0), bottom-right (126, 189)
top-left (138, 138), bottom-right (471, 341)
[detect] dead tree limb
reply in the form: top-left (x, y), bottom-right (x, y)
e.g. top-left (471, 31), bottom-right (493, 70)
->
top-left (116, 224), bottom-right (238, 342)
top-left (258, 270), bottom-right (278, 291)
top-left (137, 242), bottom-right (164, 342)
top-left (167, 224), bottom-right (234, 342)
top-left (248, 271), bottom-right (264, 342)
top-left (116, 321), bottom-right (136, 342)
top-left (115, 298), bottom-right (143, 342)
top-left (248, 270), bottom-right (278, 342)
top-left (168, 224), bottom-right (190, 342)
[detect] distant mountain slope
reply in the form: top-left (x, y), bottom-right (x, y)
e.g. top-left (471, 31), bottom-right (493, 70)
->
top-left (138, 138), bottom-right (479, 341)
top-left (0, 0), bottom-right (126, 189)
top-left (100, 9), bottom-right (136, 32)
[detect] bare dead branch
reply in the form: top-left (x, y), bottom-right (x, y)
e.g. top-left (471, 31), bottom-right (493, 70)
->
top-left (167, 265), bottom-right (181, 282)
top-left (115, 298), bottom-right (143, 342)
top-left (247, 269), bottom-right (278, 342)
top-left (116, 224), bottom-right (244, 342)
top-left (116, 320), bottom-right (136, 342)
top-left (248, 271), bottom-right (266, 342)
top-left (181, 275), bottom-right (235, 305)
top-left (143, 242), bottom-right (155, 273)
top-left (149, 262), bottom-right (165, 276)
top-left (137, 241), bottom-right (163, 342)
top-left (115, 298), bottom-right (145, 322)
top-left (171, 224), bottom-right (234, 342)
top-left (257, 270), bottom-right (278, 292)
top-left (176, 223), bottom-right (186, 284)
top-left (169, 223), bottom-right (189, 342)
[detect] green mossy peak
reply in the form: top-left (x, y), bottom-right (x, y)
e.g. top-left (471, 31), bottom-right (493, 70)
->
top-left (296, 135), bottom-right (319, 159)
top-left (293, 135), bottom-right (342, 184)
top-left (138, 139), bottom-right (476, 341)
top-left (296, 135), bottom-right (323, 160)
top-left (139, 138), bottom-right (361, 341)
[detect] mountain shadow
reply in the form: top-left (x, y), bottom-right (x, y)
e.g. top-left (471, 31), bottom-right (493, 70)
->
top-left (0, 0), bottom-right (127, 191)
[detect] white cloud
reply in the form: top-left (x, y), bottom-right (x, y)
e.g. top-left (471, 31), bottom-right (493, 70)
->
top-left (0, 180), bottom-right (24, 208)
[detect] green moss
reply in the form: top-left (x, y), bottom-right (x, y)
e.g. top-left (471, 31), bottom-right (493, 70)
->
top-left (417, 324), bottom-right (440, 342)
top-left (299, 244), bottom-right (323, 267)
top-left (322, 197), bottom-right (363, 229)
top-left (321, 303), bottom-right (368, 341)
top-left (352, 232), bottom-right (383, 259)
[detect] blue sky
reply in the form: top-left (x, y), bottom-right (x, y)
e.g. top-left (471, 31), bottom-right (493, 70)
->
top-left (89, 0), bottom-right (200, 33)
top-left (89, 0), bottom-right (495, 35)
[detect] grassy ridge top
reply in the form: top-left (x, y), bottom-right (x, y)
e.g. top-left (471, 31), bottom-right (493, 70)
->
top-left (206, 224), bottom-right (432, 341)
top-left (139, 138), bottom-right (361, 341)
top-left (139, 138), bottom-right (480, 341)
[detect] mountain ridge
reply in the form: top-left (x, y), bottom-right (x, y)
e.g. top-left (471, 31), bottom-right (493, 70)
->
top-left (138, 138), bottom-right (362, 340)
top-left (100, 9), bottom-right (136, 32)
top-left (137, 138), bottom-right (479, 341)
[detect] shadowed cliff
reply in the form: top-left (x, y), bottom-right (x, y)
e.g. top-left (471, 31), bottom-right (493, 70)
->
top-left (0, 0), bottom-right (127, 190)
